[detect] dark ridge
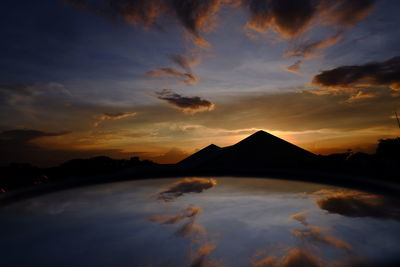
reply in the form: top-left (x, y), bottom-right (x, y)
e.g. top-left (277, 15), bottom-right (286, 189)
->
top-left (178, 144), bottom-right (223, 169)
top-left (197, 130), bottom-right (318, 170)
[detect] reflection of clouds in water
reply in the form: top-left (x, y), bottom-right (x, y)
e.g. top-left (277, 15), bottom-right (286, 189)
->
top-left (290, 211), bottom-right (352, 252)
top-left (148, 206), bottom-right (202, 224)
top-left (252, 248), bottom-right (323, 267)
top-left (176, 221), bottom-right (206, 242)
top-left (157, 178), bottom-right (217, 201)
top-left (312, 189), bottom-right (400, 220)
top-left (290, 227), bottom-right (351, 252)
top-left (151, 178), bottom-right (221, 266)
top-left (189, 244), bottom-right (223, 267)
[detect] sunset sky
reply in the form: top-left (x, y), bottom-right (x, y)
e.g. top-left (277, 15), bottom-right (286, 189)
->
top-left (1, 0), bottom-right (400, 166)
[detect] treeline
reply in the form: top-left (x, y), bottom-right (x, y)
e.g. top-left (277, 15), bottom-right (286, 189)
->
top-left (318, 137), bottom-right (400, 181)
top-left (0, 156), bottom-right (156, 192)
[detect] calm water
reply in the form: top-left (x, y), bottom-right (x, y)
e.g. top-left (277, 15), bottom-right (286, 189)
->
top-left (1, 177), bottom-right (400, 266)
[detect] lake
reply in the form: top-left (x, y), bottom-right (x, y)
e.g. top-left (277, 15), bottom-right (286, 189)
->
top-left (1, 177), bottom-right (400, 266)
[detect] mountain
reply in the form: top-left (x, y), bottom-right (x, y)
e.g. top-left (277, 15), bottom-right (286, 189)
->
top-left (178, 144), bottom-right (223, 169)
top-left (181, 130), bottom-right (318, 170)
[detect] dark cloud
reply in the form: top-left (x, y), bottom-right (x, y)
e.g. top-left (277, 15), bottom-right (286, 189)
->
top-left (146, 67), bottom-right (199, 84)
top-left (244, 0), bottom-right (317, 38)
top-left (312, 56), bottom-right (400, 92)
top-left (170, 0), bottom-right (223, 46)
top-left (312, 189), bottom-right (400, 220)
top-left (69, 0), bottom-right (228, 47)
top-left (157, 177), bottom-right (217, 201)
top-left (156, 89), bottom-right (214, 113)
top-left (252, 248), bottom-right (323, 267)
top-left (68, 0), bottom-right (376, 75)
top-left (69, 0), bottom-right (375, 47)
top-left (0, 129), bottom-right (69, 143)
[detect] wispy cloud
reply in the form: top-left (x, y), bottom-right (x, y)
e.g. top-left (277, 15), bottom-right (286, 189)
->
top-left (93, 112), bottom-right (136, 127)
top-left (146, 67), bottom-right (199, 85)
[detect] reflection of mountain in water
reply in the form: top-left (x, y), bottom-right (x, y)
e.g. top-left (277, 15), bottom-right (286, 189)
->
top-left (179, 130), bottom-right (317, 170)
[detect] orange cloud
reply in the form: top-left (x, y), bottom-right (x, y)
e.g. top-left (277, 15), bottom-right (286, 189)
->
top-left (244, 0), bottom-right (317, 38)
top-left (93, 112), bottom-right (136, 127)
top-left (285, 32), bottom-right (343, 59)
top-left (146, 67), bottom-right (199, 85)
top-left (345, 91), bottom-right (377, 103)
top-left (169, 53), bottom-right (201, 73)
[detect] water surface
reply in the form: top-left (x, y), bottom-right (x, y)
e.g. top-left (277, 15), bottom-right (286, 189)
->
top-left (1, 177), bottom-right (400, 266)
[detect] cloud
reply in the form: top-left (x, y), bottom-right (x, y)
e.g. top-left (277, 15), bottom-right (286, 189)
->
top-left (252, 248), bottom-right (323, 267)
top-left (157, 177), bottom-right (217, 201)
top-left (68, 0), bottom-right (376, 75)
top-left (146, 67), bottom-right (199, 85)
top-left (312, 189), bottom-right (400, 220)
top-left (243, 0), bottom-right (317, 38)
top-left (312, 56), bottom-right (400, 92)
top-left (156, 89), bottom-right (215, 113)
top-left (345, 91), bottom-right (377, 103)
top-left (171, 0), bottom-right (225, 47)
top-left (284, 60), bottom-right (302, 74)
top-left (0, 128), bottom-right (140, 167)
top-left (285, 32), bottom-right (343, 60)
top-left (242, 0), bottom-right (375, 38)
top-left (319, 0), bottom-right (375, 28)
top-left (0, 129), bottom-right (69, 142)
top-left (68, 0), bottom-right (228, 47)
top-left (93, 112), bottom-right (136, 127)
top-left (169, 53), bottom-right (200, 73)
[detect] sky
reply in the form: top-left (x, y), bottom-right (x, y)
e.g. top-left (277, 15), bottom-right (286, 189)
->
top-left (1, 0), bottom-right (400, 166)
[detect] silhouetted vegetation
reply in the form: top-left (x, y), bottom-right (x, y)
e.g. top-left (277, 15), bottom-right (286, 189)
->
top-left (376, 138), bottom-right (400, 160)
top-left (0, 156), bottom-right (156, 192)
top-left (0, 133), bottom-right (399, 194)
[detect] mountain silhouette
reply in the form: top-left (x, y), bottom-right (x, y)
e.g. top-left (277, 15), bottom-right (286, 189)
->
top-left (181, 130), bottom-right (318, 170)
top-left (178, 144), bottom-right (223, 168)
